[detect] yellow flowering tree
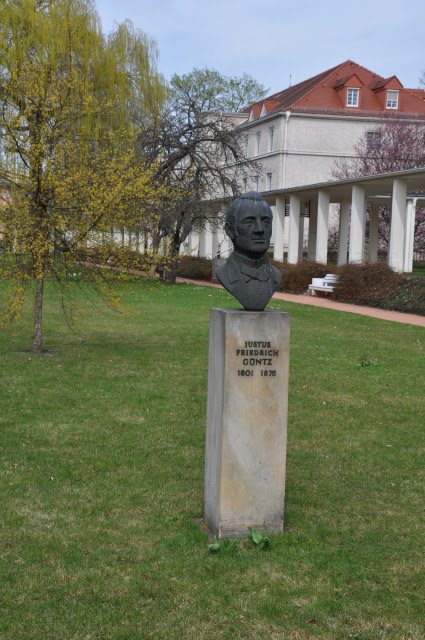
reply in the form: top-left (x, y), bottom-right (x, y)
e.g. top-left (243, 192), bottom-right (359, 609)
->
top-left (0, 0), bottom-right (167, 351)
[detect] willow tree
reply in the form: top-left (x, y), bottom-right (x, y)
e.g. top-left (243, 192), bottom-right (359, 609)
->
top-left (0, 0), bottom-right (166, 351)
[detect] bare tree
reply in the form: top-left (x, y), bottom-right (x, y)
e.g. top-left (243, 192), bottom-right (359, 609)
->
top-left (137, 68), bottom-right (265, 282)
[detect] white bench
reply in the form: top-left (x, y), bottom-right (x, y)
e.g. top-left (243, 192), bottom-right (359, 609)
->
top-left (308, 273), bottom-right (339, 295)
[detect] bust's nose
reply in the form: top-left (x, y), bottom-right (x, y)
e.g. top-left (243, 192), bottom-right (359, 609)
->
top-left (253, 218), bottom-right (264, 234)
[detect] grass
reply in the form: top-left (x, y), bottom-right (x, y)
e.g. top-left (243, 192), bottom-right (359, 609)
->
top-left (1, 278), bottom-right (424, 639)
top-left (412, 263), bottom-right (425, 277)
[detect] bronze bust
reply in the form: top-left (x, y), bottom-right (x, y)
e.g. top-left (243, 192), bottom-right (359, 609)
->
top-left (216, 192), bottom-right (281, 311)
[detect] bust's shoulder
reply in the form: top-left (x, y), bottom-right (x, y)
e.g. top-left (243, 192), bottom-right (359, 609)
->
top-left (216, 260), bottom-right (231, 288)
top-left (215, 261), bottom-right (227, 279)
top-left (217, 253), bottom-right (241, 286)
top-left (269, 263), bottom-right (282, 285)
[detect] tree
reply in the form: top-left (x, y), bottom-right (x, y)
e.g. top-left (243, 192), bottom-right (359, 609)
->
top-left (137, 68), bottom-right (267, 282)
top-left (332, 117), bottom-right (425, 251)
top-left (170, 68), bottom-right (268, 113)
top-left (0, 0), bottom-right (167, 351)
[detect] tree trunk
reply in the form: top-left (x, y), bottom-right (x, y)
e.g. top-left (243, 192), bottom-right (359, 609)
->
top-left (164, 239), bottom-right (180, 284)
top-left (147, 235), bottom-right (161, 279)
top-left (32, 277), bottom-right (44, 353)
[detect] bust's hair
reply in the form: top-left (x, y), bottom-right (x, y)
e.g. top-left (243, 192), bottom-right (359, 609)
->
top-left (225, 192), bottom-right (273, 239)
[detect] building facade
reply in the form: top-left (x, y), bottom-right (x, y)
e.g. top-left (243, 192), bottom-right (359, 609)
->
top-left (240, 59), bottom-right (425, 192)
top-left (191, 60), bottom-right (425, 268)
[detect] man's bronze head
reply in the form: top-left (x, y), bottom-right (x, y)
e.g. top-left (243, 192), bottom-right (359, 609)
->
top-left (224, 192), bottom-right (273, 260)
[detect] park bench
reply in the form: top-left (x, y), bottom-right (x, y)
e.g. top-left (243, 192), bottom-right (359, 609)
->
top-left (308, 273), bottom-right (339, 295)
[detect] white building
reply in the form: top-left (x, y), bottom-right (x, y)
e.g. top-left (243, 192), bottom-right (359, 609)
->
top-left (191, 60), bottom-right (425, 270)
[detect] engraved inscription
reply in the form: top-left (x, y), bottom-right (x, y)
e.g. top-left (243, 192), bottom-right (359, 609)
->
top-left (236, 340), bottom-right (279, 377)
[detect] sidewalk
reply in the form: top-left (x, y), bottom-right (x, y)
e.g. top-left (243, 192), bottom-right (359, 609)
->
top-left (176, 277), bottom-right (425, 328)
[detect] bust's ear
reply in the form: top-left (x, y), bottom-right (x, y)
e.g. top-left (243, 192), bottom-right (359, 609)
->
top-left (224, 222), bottom-right (235, 241)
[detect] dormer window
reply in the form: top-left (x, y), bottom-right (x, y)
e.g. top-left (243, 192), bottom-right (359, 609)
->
top-left (347, 88), bottom-right (359, 107)
top-left (386, 90), bottom-right (399, 109)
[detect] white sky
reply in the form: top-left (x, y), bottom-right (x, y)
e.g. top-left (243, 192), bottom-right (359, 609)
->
top-left (96, 0), bottom-right (425, 95)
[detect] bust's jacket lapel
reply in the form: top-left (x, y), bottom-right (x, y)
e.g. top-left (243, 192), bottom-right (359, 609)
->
top-left (225, 253), bottom-right (242, 284)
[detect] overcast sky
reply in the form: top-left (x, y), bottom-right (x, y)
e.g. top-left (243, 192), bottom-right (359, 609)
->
top-left (96, 0), bottom-right (424, 96)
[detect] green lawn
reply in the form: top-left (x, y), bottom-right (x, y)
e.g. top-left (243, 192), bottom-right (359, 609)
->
top-left (412, 263), bottom-right (425, 277)
top-left (1, 279), bottom-right (424, 639)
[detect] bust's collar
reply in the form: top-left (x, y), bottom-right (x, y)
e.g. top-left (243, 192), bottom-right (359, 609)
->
top-left (232, 250), bottom-right (268, 268)
top-left (227, 250), bottom-right (269, 284)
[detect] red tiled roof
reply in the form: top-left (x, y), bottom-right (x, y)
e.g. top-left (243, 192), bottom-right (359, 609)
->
top-left (262, 100), bottom-right (279, 113)
top-left (242, 62), bottom-right (343, 115)
top-left (333, 73), bottom-right (362, 89)
top-left (408, 89), bottom-right (425, 101)
top-left (370, 76), bottom-right (394, 90)
top-left (241, 60), bottom-right (425, 119)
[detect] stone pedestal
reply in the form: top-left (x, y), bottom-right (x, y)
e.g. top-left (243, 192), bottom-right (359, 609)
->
top-left (204, 309), bottom-right (290, 538)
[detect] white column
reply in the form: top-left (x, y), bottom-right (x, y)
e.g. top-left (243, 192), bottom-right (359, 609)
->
top-left (307, 200), bottom-right (317, 261)
top-left (368, 203), bottom-right (379, 263)
top-left (185, 231), bottom-right (194, 253)
top-left (316, 190), bottom-right (330, 264)
top-left (298, 214), bottom-right (305, 259)
top-left (337, 200), bottom-right (350, 266)
top-left (349, 185), bottom-right (366, 263)
top-left (388, 178), bottom-right (407, 272)
top-left (191, 230), bottom-right (201, 256)
top-left (403, 199), bottom-right (416, 273)
top-left (221, 234), bottom-right (233, 258)
top-left (273, 196), bottom-right (286, 262)
top-left (211, 225), bottom-right (218, 259)
top-left (288, 194), bottom-right (300, 264)
top-left (199, 226), bottom-right (207, 257)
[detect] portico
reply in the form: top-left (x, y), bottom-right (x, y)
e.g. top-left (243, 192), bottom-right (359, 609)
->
top-left (197, 167), bottom-right (425, 273)
top-left (263, 167), bottom-right (425, 273)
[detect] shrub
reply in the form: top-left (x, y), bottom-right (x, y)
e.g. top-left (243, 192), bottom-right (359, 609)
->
top-left (175, 256), bottom-right (212, 281)
top-left (273, 261), bottom-right (330, 294)
top-left (380, 277), bottom-right (425, 316)
top-left (332, 262), bottom-right (402, 306)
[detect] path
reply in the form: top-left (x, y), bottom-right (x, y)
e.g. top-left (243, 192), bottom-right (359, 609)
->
top-left (176, 277), bottom-right (425, 328)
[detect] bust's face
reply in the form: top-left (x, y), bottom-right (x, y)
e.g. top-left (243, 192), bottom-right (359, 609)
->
top-left (234, 205), bottom-right (272, 258)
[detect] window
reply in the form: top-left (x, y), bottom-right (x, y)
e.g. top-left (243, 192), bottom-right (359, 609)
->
top-left (386, 90), bottom-right (399, 109)
top-left (366, 130), bottom-right (382, 152)
top-left (256, 131), bottom-right (261, 155)
top-left (254, 175), bottom-right (259, 191)
top-left (244, 136), bottom-right (249, 156)
top-left (269, 127), bottom-right (274, 151)
top-left (243, 177), bottom-right (247, 192)
top-left (346, 88), bottom-right (359, 107)
top-left (267, 173), bottom-right (272, 190)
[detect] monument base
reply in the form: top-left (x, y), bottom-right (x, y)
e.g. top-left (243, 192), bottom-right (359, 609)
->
top-left (204, 308), bottom-right (290, 538)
